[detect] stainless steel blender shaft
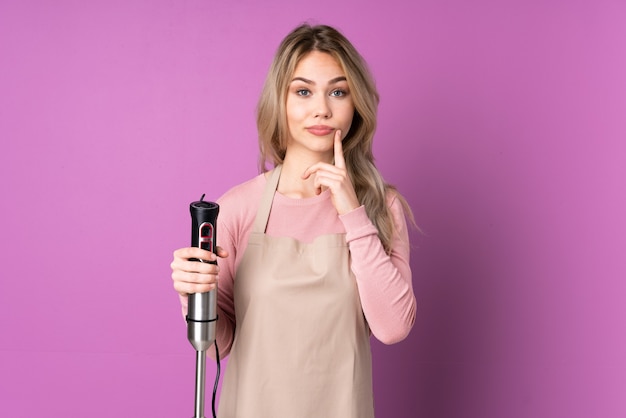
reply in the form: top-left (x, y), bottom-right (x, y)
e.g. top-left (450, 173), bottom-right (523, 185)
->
top-left (194, 350), bottom-right (207, 418)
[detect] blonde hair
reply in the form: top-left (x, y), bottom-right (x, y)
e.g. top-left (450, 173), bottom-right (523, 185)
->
top-left (257, 24), bottom-right (414, 253)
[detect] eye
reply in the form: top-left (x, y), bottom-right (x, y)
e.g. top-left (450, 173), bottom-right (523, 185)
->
top-left (330, 89), bottom-right (347, 97)
top-left (296, 89), bottom-right (311, 97)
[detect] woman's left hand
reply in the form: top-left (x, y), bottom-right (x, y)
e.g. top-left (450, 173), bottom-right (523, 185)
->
top-left (302, 130), bottom-right (360, 215)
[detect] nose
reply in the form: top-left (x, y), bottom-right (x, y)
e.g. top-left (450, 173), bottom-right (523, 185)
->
top-left (314, 96), bottom-right (332, 119)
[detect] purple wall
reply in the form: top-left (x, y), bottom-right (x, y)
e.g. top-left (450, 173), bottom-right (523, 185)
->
top-left (1, 1), bottom-right (625, 417)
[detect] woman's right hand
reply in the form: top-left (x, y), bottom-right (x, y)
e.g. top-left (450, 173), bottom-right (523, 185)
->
top-left (171, 247), bottom-right (229, 296)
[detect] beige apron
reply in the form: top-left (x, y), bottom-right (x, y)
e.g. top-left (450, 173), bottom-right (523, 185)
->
top-left (218, 165), bottom-right (374, 418)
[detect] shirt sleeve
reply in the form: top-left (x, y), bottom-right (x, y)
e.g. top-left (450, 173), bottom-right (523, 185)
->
top-left (208, 215), bottom-right (237, 359)
top-left (339, 193), bottom-right (416, 344)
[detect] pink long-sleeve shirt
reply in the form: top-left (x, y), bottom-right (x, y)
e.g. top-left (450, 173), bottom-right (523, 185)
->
top-left (180, 172), bottom-right (416, 357)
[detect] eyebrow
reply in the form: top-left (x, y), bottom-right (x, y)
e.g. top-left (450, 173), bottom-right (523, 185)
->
top-left (291, 76), bottom-right (347, 85)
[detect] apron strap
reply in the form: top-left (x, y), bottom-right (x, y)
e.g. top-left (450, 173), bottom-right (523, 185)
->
top-left (253, 165), bottom-right (282, 233)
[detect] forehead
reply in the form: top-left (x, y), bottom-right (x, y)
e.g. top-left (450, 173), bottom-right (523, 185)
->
top-left (292, 51), bottom-right (345, 79)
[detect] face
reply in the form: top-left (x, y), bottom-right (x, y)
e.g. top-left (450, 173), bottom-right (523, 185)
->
top-left (285, 51), bottom-right (354, 160)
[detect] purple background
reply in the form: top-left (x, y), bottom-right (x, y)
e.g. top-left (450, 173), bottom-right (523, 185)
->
top-left (1, 1), bottom-right (625, 417)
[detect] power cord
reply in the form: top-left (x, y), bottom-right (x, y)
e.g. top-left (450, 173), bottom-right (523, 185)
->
top-left (212, 340), bottom-right (221, 418)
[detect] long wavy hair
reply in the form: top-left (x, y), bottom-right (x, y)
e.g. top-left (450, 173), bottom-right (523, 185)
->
top-left (256, 23), bottom-right (414, 253)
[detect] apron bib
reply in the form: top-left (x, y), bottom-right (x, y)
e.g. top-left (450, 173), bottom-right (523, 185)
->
top-left (218, 165), bottom-right (374, 418)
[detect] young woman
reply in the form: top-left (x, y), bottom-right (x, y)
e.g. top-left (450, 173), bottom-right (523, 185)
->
top-left (171, 23), bottom-right (417, 417)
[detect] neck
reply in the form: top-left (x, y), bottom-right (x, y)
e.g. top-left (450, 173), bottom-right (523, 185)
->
top-left (277, 149), bottom-right (332, 198)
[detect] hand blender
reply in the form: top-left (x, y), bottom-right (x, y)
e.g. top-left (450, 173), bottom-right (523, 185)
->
top-left (187, 194), bottom-right (219, 418)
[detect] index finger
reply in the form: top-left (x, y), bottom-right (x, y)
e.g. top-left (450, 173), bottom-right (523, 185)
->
top-left (334, 130), bottom-right (345, 169)
top-left (174, 247), bottom-right (217, 262)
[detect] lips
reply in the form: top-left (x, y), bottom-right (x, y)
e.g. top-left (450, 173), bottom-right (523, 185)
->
top-left (306, 125), bottom-right (334, 136)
